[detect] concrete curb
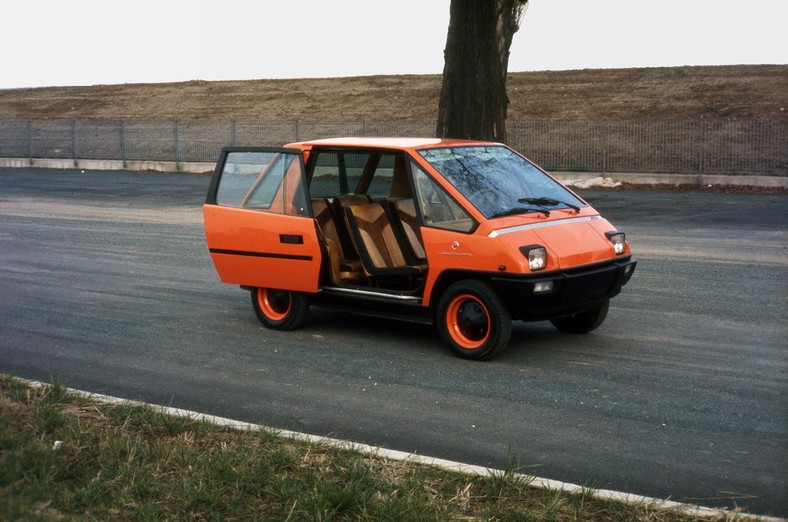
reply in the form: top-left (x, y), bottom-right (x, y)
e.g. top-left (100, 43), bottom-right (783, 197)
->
top-left (1, 157), bottom-right (786, 187)
top-left (0, 157), bottom-right (215, 174)
top-left (22, 379), bottom-right (782, 521)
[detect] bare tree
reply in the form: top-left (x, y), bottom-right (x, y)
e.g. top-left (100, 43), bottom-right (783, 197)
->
top-left (436, 0), bottom-right (528, 142)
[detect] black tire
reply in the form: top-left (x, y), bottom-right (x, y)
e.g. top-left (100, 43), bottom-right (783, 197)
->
top-left (550, 300), bottom-right (609, 334)
top-left (436, 280), bottom-right (511, 360)
top-left (251, 287), bottom-right (309, 331)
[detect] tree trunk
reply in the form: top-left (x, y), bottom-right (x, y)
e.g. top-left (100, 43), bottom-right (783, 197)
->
top-left (436, 0), bottom-right (527, 142)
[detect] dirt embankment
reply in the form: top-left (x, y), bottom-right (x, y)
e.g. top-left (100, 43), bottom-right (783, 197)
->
top-left (0, 65), bottom-right (785, 122)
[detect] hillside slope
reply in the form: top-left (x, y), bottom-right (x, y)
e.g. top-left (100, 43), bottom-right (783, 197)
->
top-left (0, 65), bottom-right (785, 122)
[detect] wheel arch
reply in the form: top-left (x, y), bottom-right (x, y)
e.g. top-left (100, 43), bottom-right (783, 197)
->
top-left (428, 269), bottom-right (501, 311)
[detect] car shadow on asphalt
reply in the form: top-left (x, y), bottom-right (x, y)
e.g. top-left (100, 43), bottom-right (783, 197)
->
top-left (300, 308), bottom-right (582, 365)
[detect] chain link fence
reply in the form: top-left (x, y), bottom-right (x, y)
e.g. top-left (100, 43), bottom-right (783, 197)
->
top-left (1, 119), bottom-right (785, 176)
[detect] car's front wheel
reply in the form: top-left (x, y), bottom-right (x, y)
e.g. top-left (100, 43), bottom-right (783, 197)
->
top-left (550, 300), bottom-right (609, 334)
top-left (437, 280), bottom-right (511, 360)
top-left (251, 287), bottom-right (309, 330)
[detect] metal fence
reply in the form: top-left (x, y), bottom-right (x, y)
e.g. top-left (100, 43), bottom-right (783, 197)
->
top-left (1, 119), bottom-right (785, 176)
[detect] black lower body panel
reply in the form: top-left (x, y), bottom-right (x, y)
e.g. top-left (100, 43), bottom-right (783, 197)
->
top-left (490, 257), bottom-right (636, 321)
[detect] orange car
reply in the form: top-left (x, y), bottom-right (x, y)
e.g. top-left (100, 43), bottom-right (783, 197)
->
top-left (203, 138), bottom-right (636, 359)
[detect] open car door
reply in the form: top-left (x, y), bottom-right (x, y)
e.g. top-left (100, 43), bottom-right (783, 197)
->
top-left (203, 147), bottom-right (321, 293)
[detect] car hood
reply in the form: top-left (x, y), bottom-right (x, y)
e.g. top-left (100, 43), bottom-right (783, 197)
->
top-left (488, 215), bottom-right (618, 270)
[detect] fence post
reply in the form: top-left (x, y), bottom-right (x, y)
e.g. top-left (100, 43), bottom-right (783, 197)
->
top-left (231, 119), bottom-right (237, 146)
top-left (175, 120), bottom-right (181, 171)
top-left (120, 120), bottom-right (127, 169)
top-left (602, 121), bottom-right (609, 174)
top-left (294, 120), bottom-right (300, 141)
top-left (71, 120), bottom-right (78, 168)
top-left (698, 117), bottom-right (705, 178)
top-left (510, 118), bottom-right (520, 150)
top-left (27, 121), bottom-right (33, 166)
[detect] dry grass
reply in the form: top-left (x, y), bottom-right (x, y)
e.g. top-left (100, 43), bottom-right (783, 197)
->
top-left (0, 65), bottom-right (785, 122)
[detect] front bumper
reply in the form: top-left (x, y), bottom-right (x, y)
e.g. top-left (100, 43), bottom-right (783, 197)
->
top-left (490, 257), bottom-right (637, 321)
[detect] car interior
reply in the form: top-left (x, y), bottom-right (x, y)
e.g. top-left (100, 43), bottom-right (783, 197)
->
top-left (308, 150), bottom-right (428, 292)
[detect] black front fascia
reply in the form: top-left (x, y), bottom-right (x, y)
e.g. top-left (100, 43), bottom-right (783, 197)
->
top-left (490, 257), bottom-right (637, 321)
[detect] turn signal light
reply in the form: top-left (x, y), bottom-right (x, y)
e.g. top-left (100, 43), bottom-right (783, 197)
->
top-left (533, 281), bottom-right (554, 293)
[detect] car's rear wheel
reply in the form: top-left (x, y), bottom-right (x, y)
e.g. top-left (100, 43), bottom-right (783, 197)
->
top-left (437, 280), bottom-right (511, 360)
top-left (550, 300), bottom-right (609, 334)
top-left (251, 287), bottom-right (309, 330)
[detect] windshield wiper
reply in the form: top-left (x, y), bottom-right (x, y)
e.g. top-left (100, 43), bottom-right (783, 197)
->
top-left (518, 197), bottom-right (581, 213)
top-left (491, 207), bottom-right (550, 218)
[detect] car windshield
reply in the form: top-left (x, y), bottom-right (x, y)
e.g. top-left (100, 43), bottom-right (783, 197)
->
top-left (418, 145), bottom-right (585, 219)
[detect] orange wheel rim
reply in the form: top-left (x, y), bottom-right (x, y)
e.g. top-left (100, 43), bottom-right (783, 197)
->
top-left (258, 289), bottom-right (291, 321)
top-left (446, 294), bottom-right (490, 349)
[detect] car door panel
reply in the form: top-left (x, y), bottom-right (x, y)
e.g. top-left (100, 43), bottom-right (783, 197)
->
top-left (203, 148), bottom-right (321, 292)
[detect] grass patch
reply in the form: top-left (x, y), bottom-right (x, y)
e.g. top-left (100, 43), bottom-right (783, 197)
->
top-left (0, 375), bottom-right (724, 521)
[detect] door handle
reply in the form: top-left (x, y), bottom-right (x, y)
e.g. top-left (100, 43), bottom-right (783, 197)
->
top-left (279, 234), bottom-right (304, 245)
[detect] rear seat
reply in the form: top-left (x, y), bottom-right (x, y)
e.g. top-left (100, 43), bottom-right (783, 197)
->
top-left (315, 187), bottom-right (426, 288)
top-left (389, 198), bottom-right (426, 260)
top-left (386, 155), bottom-right (426, 260)
top-left (343, 202), bottom-right (427, 288)
top-left (312, 198), bottom-right (362, 284)
top-left (332, 194), bottom-right (370, 262)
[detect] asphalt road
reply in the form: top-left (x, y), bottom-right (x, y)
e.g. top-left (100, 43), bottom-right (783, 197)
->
top-left (1, 168), bottom-right (786, 516)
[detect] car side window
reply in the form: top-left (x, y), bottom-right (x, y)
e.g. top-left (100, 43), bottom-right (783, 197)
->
top-left (216, 151), bottom-right (307, 216)
top-left (309, 152), bottom-right (341, 197)
top-left (411, 160), bottom-right (475, 233)
top-left (366, 154), bottom-right (395, 197)
top-left (310, 151), bottom-right (369, 197)
top-left (344, 153), bottom-right (368, 193)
